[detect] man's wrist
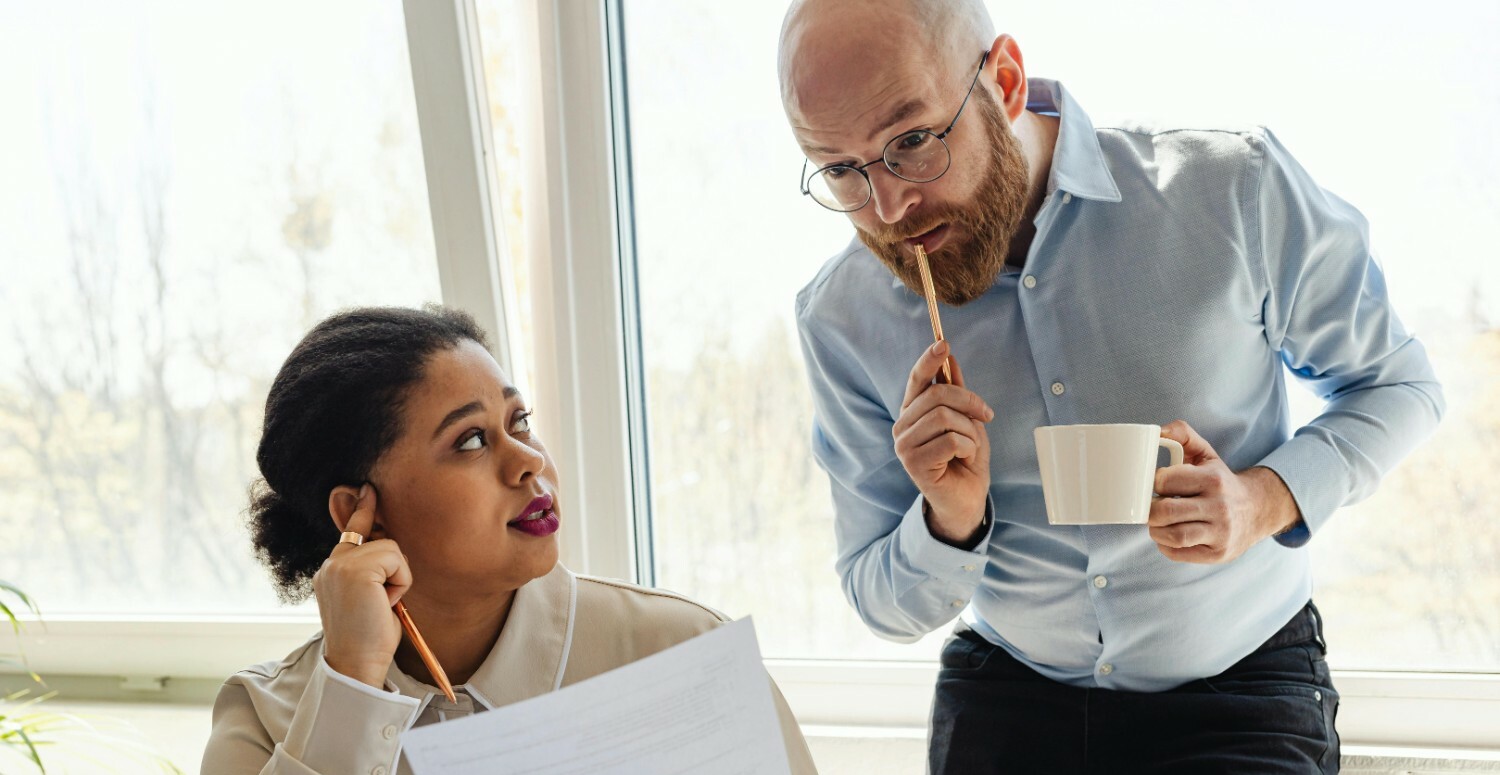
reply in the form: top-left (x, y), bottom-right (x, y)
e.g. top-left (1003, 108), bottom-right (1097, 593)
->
top-left (1247, 466), bottom-right (1302, 538)
top-left (925, 499), bottom-right (990, 550)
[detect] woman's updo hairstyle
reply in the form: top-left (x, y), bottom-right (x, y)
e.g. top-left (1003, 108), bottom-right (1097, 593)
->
top-left (249, 305), bottom-right (490, 602)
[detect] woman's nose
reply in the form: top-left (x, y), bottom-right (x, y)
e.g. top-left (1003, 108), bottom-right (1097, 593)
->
top-left (499, 437), bottom-right (546, 485)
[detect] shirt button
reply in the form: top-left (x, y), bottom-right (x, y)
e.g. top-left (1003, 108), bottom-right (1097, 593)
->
top-left (1315, 690), bottom-right (1323, 702)
top-left (963, 564), bottom-right (976, 572)
top-left (1062, 192), bottom-right (1073, 204)
top-left (372, 767), bottom-right (387, 775)
top-left (382, 724), bottom-right (398, 740)
top-left (1093, 575), bottom-right (1108, 589)
top-left (1099, 663), bottom-right (1114, 675)
top-left (950, 600), bottom-right (965, 608)
top-left (1023, 275), bottom-right (1037, 289)
top-left (1050, 382), bottom-right (1066, 396)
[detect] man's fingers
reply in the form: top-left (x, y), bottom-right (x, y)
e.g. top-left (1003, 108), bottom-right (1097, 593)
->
top-left (1160, 420), bottom-right (1218, 463)
top-left (1156, 543), bottom-right (1220, 564)
top-left (905, 431), bottom-right (981, 471)
top-left (902, 341), bottom-right (952, 410)
top-left (897, 406), bottom-right (984, 450)
top-left (1150, 521), bottom-right (1212, 549)
top-left (947, 351), bottom-right (966, 388)
top-left (896, 384), bottom-right (994, 435)
top-left (1148, 493), bottom-right (1212, 527)
top-left (1154, 465), bottom-right (1217, 498)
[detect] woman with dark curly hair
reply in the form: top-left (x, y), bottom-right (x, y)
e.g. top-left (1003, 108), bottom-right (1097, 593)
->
top-left (201, 305), bottom-right (816, 774)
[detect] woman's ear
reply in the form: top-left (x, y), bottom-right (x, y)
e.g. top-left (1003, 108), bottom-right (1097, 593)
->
top-left (329, 482), bottom-right (389, 538)
top-left (327, 484), bottom-right (362, 533)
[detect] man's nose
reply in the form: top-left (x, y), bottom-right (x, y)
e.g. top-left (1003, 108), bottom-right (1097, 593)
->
top-left (869, 167), bottom-right (918, 225)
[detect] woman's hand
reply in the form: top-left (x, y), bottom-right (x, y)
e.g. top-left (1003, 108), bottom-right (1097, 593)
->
top-left (313, 484), bottom-right (411, 690)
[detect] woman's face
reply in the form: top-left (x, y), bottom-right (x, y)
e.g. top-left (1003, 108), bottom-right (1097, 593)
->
top-left (366, 340), bottom-right (560, 596)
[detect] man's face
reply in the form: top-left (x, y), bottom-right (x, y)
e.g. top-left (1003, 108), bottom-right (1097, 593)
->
top-left (790, 47), bottom-right (1031, 305)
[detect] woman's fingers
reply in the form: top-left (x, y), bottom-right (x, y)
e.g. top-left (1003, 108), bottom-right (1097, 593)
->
top-left (330, 483), bottom-right (378, 557)
top-left (378, 542), bottom-right (413, 607)
top-left (345, 483), bottom-right (377, 536)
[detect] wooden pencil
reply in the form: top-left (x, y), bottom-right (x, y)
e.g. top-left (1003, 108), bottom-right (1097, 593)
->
top-left (914, 244), bottom-right (953, 384)
top-left (394, 601), bottom-right (457, 703)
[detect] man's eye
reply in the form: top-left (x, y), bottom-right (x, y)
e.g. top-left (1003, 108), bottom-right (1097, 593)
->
top-left (511, 411), bottom-right (533, 434)
top-left (823, 165), bottom-right (853, 180)
top-left (457, 430), bottom-right (486, 451)
top-left (898, 131), bottom-right (930, 150)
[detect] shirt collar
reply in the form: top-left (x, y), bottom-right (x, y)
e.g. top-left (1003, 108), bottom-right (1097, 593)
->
top-left (1026, 78), bottom-right (1122, 203)
top-left (384, 562), bottom-right (576, 710)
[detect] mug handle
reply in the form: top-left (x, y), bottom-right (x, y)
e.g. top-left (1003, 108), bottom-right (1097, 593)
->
top-left (1151, 437), bottom-right (1185, 500)
top-left (1159, 437), bottom-right (1184, 467)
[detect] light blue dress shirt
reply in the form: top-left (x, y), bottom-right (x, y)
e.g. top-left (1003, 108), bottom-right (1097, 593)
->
top-left (795, 79), bottom-right (1444, 692)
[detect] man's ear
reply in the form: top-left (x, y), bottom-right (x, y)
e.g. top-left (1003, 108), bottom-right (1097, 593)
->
top-left (987, 34), bottom-right (1029, 124)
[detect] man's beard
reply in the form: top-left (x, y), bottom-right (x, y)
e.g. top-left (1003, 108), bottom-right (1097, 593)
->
top-left (857, 89), bottom-right (1031, 306)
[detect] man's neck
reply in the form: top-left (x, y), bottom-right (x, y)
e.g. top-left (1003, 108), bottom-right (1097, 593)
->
top-left (1007, 112), bottom-right (1062, 267)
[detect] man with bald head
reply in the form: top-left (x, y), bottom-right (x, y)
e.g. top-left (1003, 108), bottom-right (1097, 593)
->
top-left (781, 0), bottom-right (1442, 771)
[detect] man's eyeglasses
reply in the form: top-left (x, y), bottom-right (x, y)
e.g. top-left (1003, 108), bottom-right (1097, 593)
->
top-left (800, 51), bottom-right (989, 213)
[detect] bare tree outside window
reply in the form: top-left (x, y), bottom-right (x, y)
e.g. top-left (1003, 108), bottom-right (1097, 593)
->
top-left (0, 1), bottom-right (441, 614)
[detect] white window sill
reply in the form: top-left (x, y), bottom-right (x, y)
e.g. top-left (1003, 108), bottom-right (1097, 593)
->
top-left (767, 660), bottom-right (1500, 750)
top-left (9, 618), bottom-right (1500, 751)
top-left (21, 698), bottom-right (1500, 775)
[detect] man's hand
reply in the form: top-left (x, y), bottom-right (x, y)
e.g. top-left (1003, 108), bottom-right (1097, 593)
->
top-left (1149, 420), bottom-right (1302, 563)
top-left (893, 341), bottom-right (994, 546)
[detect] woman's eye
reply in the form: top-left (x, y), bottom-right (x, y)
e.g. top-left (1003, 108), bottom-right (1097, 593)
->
top-left (510, 411), bottom-right (533, 435)
top-left (457, 430), bottom-right (486, 451)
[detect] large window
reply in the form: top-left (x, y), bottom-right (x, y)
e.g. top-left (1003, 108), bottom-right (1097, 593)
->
top-left (618, 0), bottom-right (1500, 673)
top-left (0, 1), bottom-right (441, 614)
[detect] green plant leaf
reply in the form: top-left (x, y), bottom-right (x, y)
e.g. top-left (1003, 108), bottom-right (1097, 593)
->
top-left (0, 600), bottom-right (21, 636)
top-left (0, 657), bottom-right (44, 684)
top-left (0, 582), bottom-right (38, 616)
top-left (12, 726), bottom-right (45, 773)
top-left (0, 689), bottom-right (183, 774)
top-left (0, 581), bottom-right (40, 683)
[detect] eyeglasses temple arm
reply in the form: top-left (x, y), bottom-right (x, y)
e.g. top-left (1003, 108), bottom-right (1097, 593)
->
top-left (936, 50), bottom-right (990, 141)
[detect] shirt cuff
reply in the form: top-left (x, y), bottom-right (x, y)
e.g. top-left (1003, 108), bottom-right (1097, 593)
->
top-left (1256, 435), bottom-right (1351, 543)
top-left (1273, 520), bottom-right (1312, 548)
top-left (279, 656), bottom-right (421, 773)
top-left (897, 494), bottom-right (993, 583)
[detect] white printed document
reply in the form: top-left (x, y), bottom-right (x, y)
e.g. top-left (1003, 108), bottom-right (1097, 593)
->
top-left (402, 617), bottom-right (791, 775)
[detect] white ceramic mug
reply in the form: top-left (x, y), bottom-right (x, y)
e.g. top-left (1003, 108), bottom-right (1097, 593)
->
top-left (1033, 424), bottom-right (1185, 525)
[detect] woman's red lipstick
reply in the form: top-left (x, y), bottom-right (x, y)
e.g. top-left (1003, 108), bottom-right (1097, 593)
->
top-left (509, 493), bottom-right (559, 537)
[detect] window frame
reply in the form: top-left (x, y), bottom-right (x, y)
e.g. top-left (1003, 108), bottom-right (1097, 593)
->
top-left (6, 0), bottom-right (1498, 751)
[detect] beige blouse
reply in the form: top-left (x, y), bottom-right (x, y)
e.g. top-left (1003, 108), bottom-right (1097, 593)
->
top-left (202, 564), bottom-right (817, 774)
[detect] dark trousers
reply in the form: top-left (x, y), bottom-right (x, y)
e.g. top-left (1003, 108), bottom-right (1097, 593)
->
top-left (929, 602), bottom-right (1340, 774)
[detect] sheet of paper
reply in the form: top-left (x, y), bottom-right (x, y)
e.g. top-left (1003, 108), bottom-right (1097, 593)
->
top-left (401, 617), bottom-right (792, 775)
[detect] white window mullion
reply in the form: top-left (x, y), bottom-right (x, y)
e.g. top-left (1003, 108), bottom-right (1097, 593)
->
top-left (517, 0), bottom-right (636, 581)
top-left (401, 0), bottom-right (514, 375)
